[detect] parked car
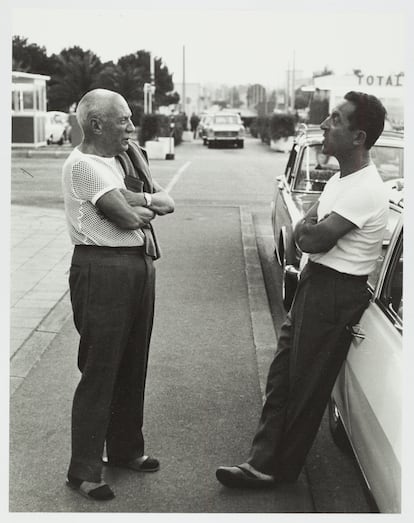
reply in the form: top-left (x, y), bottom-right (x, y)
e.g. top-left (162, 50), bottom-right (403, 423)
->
top-left (330, 202), bottom-right (402, 513)
top-left (45, 111), bottom-right (71, 145)
top-left (197, 113), bottom-right (214, 144)
top-left (205, 112), bottom-right (245, 148)
top-left (270, 125), bottom-right (404, 309)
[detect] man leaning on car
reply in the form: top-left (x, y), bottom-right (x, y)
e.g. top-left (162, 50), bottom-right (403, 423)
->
top-left (216, 91), bottom-right (389, 488)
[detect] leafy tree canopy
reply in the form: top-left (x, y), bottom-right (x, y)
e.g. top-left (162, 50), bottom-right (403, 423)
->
top-left (12, 36), bottom-right (180, 115)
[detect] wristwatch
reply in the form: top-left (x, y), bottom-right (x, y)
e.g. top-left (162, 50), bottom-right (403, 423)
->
top-left (143, 192), bottom-right (152, 207)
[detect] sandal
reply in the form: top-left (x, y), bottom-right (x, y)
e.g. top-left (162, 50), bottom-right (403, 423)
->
top-left (66, 475), bottom-right (115, 500)
top-left (103, 455), bottom-right (160, 472)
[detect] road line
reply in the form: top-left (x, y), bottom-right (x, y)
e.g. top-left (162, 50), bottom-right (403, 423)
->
top-left (165, 161), bottom-right (191, 193)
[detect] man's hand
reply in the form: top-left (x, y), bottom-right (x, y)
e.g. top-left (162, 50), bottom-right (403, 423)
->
top-left (131, 206), bottom-right (156, 228)
top-left (120, 186), bottom-right (175, 216)
top-left (96, 189), bottom-right (155, 230)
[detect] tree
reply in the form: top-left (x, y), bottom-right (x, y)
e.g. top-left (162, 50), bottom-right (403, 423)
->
top-left (97, 51), bottom-right (178, 115)
top-left (12, 35), bottom-right (52, 76)
top-left (47, 46), bottom-right (103, 111)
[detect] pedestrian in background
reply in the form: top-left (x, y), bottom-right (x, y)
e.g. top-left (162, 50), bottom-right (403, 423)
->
top-left (190, 112), bottom-right (200, 139)
top-left (62, 88), bottom-right (175, 500)
top-left (216, 91), bottom-right (389, 488)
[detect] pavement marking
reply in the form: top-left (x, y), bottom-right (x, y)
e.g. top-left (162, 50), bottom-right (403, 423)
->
top-left (165, 161), bottom-right (191, 193)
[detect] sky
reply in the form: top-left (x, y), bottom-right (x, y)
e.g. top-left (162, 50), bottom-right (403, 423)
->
top-left (7, 0), bottom-right (408, 90)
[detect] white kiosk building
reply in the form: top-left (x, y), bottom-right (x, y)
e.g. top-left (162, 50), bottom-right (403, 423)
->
top-left (12, 71), bottom-right (50, 147)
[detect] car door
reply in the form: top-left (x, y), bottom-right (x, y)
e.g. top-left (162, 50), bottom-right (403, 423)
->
top-left (343, 223), bottom-right (402, 512)
top-left (272, 144), bottom-right (297, 261)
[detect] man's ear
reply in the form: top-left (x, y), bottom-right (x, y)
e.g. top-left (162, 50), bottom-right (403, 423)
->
top-left (90, 117), bottom-right (103, 134)
top-left (353, 129), bottom-right (367, 147)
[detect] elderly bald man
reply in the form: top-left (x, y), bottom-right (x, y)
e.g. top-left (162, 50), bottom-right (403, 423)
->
top-left (62, 89), bottom-right (174, 500)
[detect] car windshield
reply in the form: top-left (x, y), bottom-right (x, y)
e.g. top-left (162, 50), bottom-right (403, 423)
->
top-left (293, 144), bottom-right (339, 192)
top-left (293, 143), bottom-right (404, 193)
top-left (213, 115), bottom-right (239, 125)
top-left (371, 145), bottom-right (404, 183)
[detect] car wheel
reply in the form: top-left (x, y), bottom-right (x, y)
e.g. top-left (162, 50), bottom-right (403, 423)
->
top-left (280, 244), bottom-right (296, 311)
top-left (282, 268), bottom-right (296, 311)
top-left (329, 398), bottom-right (351, 453)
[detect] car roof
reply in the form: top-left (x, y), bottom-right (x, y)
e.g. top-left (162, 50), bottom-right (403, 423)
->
top-left (294, 125), bottom-right (403, 148)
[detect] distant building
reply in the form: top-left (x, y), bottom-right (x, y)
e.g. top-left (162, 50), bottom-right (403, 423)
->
top-left (312, 72), bottom-right (404, 128)
top-left (12, 71), bottom-right (50, 147)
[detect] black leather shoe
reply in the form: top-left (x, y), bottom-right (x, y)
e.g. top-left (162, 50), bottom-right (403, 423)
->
top-left (103, 455), bottom-right (160, 472)
top-left (216, 466), bottom-right (276, 489)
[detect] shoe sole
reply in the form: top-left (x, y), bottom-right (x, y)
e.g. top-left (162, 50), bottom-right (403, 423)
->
top-left (103, 458), bottom-right (160, 473)
top-left (66, 480), bottom-right (115, 501)
top-left (216, 468), bottom-right (275, 489)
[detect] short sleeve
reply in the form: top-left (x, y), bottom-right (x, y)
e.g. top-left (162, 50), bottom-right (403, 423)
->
top-left (70, 160), bottom-right (117, 204)
top-left (333, 191), bottom-right (376, 229)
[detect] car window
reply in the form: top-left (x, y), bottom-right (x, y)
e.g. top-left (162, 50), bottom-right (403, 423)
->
top-left (285, 145), bottom-right (298, 183)
top-left (293, 144), bottom-right (339, 192)
top-left (377, 231), bottom-right (403, 325)
top-left (214, 115), bottom-right (239, 125)
top-left (371, 145), bottom-right (404, 184)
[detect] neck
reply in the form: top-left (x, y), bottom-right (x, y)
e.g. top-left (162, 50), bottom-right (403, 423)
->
top-left (338, 150), bottom-right (371, 177)
top-left (79, 140), bottom-right (114, 158)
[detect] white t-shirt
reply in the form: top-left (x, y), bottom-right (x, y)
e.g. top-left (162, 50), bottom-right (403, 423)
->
top-left (310, 164), bottom-right (389, 275)
top-left (62, 147), bottom-right (145, 246)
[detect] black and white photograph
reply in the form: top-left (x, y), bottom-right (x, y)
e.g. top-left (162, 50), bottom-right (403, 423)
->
top-left (2, 0), bottom-right (413, 520)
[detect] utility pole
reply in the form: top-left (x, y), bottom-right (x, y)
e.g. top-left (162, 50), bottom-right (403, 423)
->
top-left (286, 61), bottom-right (290, 111)
top-left (291, 50), bottom-right (296, 112)
top-left (182, 45), bottom-right (186, 117)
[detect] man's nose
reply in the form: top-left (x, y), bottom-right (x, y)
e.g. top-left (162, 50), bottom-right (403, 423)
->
top-left (127, 119), bottom-right (135, 132)
top-left (320, 118), bottom-right (329, 130)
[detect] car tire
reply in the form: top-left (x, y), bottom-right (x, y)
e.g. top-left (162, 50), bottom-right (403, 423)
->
top-left (329, 398), bottom-right (351, 453)
top-left (282, 269), bottom-right (296, 311)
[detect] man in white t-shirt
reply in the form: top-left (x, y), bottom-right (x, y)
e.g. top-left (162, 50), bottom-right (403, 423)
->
top-left (216, 91), bottom-right (389, 488)
top-left (62, 89), bottom-right (174, 500)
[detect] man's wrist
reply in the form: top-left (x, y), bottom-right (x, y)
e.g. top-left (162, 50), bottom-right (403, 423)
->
top-left (143, 192), bottom-right (152, 207)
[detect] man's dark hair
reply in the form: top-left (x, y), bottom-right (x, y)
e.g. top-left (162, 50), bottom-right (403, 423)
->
top-left (344, 91), bottom-right (387, 149)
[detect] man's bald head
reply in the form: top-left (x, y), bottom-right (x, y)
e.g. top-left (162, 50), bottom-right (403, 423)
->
top-left (76, 89), bottom-right (125, 135)
top-left (75, 88), bottom-right (134, 156)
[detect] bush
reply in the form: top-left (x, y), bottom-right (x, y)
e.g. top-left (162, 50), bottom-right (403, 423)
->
top-left (138, 113), bottom-right (185, 146)
top-left (139, 114), bottom-right (160, 144)
top-left (269, 113), bottom-right (296, 141)
top-left (249, 118), bottom-right (258, 138)
top-left (257, 116), bottom-right (270, 144)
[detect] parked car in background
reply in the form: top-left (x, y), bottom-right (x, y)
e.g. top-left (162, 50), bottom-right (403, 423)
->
top-left (330, 202), bottom-right (402, 513)
top-left (205, 112), bottom-right (245, 149)
top-left (270, 125), bottom-right (404, 309)
top-left (45, 111), bottom-right (71, 145)
top-left (197, 113), bottom-right (214, 144)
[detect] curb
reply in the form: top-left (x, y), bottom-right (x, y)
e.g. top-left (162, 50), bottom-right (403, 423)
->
top-left (239, 206), bottom-right (278, 400)
top-left (10, 291), bottom-right (72, 397)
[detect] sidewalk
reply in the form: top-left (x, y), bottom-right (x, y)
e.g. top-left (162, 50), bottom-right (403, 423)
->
top-left (9, 201), bottom-right (277, 400)
top-left (9, 203), bottom-right (313, 512)
top-left (10, 205), bottom-right (73, 395)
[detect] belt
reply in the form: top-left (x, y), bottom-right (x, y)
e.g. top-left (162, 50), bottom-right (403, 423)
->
top-left (307, 261), bottom-right (368, 282)
top-left (74, 244), bottom-right (145, 255)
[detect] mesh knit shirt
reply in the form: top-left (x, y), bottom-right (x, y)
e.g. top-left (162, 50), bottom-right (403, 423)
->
top-left (62, 147), bottom-right (145, 246)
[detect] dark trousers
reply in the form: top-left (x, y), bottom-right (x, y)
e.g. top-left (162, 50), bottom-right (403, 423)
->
top-left (247, 261), bottom-right (370, 481)
top-left (67, 245), bottom-right (155, 483)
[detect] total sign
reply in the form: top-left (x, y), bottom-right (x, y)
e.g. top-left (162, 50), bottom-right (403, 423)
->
top-left (353, 71), bottom-right (404, 88)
